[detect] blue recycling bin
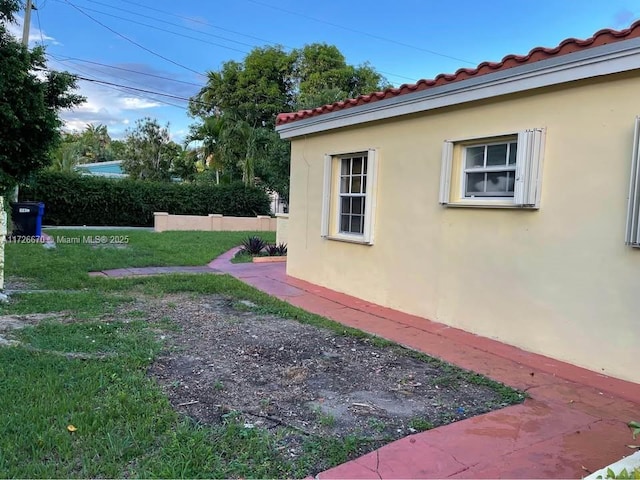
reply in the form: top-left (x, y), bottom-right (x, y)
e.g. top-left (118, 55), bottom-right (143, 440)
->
top-left (11, 202), bottom-right (45, 237)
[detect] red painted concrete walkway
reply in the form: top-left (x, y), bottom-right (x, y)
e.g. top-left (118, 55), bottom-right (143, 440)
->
top-left (97, 249), bottom-right (640, 478)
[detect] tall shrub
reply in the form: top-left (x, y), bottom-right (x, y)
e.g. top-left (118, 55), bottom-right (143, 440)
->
top-left (20, 172), bottom-right (271, 227)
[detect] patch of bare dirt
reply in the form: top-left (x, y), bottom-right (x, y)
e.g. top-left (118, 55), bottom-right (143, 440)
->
top-left (0, 313), bottom-right (99, 350)
top-left (0, 313), bottom-right (60, 346)
top-left (131, 294), bottom-right (517, 447)
top-left (0, 313), bottom-right (54, 330)
top-left (3, 277), bottom-right (36, 292)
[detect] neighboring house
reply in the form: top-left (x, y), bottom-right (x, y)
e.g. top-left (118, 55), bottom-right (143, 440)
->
top-left (276, 21), bottom-right (640, 384)
top-left (75, 160), bottom-right (127, 178)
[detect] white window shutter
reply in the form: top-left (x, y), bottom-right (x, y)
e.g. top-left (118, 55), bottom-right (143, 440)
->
top-left (439, 141), bottom-right (454, 204)
top-left (625, 117), bottom-right (640, 246)
top-left (514, 129), bottom-right (545, 207)
top-left (363, 149), bottom-right (378, 245)
top-left (320, 155), bottom-right (332, 237)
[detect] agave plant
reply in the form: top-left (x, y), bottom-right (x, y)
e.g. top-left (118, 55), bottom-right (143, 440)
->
top-left (265, 242), bottom-right (287, 256)
top-left (241, 236), bottom-right (266, 255)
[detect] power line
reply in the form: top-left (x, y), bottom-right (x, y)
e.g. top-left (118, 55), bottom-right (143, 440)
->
top-left (112, 0), bottom-right (291, 49)
top-left (46, 58), bottom-right (190, 109)
top-left (48, 2), bottom-right (426, 109)
top-left (49, 55), bottom-right (204, 87)
top-left (101, 0), bottom-right (421, 84)
top-left (58, 0), bottom-right (422, 85)
top-left (76, 76), bottom-right (196, 103)
top-left (83, 0), bottom-right (262, 50)
top-left (60, 0), bottom-right (207, 78)
top-left (245, 0), bottom-right (477, 65)
top-left (35, 3), bottom-right (45, 45)
top-left (81, 5), bottom-right (248, 54)
top-left (48, 53), bottom-right (198, 99)
top-left (48, 53), bottom-right (335, 112)
top-left (53, 1), bottom-right (250, 55)
top-left (48, 59), bottom-right (416, 121)
top-left (45, 56), bottom-right (199, 108)
top-left (375, 70), bottom-right (417, 83)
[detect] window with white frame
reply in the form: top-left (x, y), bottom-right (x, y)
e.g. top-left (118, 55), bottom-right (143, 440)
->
top-left (339, 155), bottom-right (367, 234)
top-left (439, 129), bottom-right (545, 208)
top-left (464, 141), bottom-right (517, 198)
top-left (321, 150), bottom-right (378, 244)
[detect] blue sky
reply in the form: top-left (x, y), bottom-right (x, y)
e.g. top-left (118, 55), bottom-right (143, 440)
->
top-left (7, 0), bottom-right (640, 142)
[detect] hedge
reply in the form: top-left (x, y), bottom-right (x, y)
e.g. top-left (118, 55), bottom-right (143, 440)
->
top-left (19, 171), bottom-right (271, 227)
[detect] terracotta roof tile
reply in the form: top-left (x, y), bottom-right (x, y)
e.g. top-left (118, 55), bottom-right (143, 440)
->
top-left (276, 20), bottom-right (640, 126)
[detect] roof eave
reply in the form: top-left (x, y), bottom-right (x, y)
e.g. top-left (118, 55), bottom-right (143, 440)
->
top-left (276, 37), bottom-right (640, 140)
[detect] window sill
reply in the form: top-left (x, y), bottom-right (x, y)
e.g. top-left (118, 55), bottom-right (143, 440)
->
top-left (443, 199), bottom-right (538, 209)
top-left (323, 234), bottom-right (373, 245)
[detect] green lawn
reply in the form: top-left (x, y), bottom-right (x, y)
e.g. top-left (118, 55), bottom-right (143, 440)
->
top-left (0, 229), bottom-right (371, 478)
top-left (6, 229), bottom-right (275, 290)
top-left (0, 229), bottom-right (522, 478)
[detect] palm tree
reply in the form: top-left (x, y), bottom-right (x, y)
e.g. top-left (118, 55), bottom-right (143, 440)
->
top-left (187, 113), bottom-right (266, 186)
top-left (50, 142), bottom-right (81, 172)
top-left (226, 119), bottom-right (258, 186)
top-left (186, 116), bottom-right (229, 184)
top-left (79, 124), bottom-right (112, 163)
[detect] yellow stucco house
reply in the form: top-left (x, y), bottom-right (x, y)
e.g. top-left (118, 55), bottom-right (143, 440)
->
top-left (276, 22), bottom-right (640, 384)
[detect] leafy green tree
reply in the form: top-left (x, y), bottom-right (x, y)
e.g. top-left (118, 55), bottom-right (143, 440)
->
top-left (121, 118), bottom-right (182, 182)
top-left (49, 131), bottom-right (79, 171)
top-left (191, 43), bottom-right (388, 123)
top-left (253, 128), bottom-right (291, 201)
top-left (110, 139), bottom-right (126, 160)
top-left (0, 0), bottom-right (84, 193)
top-left (49, 138), bottom-right (82, 173)
top-left (49, 124), bottom-right (114, 170)
top-left (293, 44), bottom-right (387, 109)
top-left (78, 124), bottom-right (112, 163)
top-left (188, 43), bottom-right (388, 199)
top-left (170, 147), bottom-right (198, 182)
top-left (190, 46), bottom-right (295, 128)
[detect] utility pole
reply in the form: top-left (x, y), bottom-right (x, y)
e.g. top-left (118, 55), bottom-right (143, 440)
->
top-left (21, 0), bottom-right (33, 46)
top-left (12, 0), bottom-right (34, 203)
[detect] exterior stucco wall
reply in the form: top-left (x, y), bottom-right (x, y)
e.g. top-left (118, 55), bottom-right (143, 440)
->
top-left (286, 73), bottom-right (640, 383)
top-left (276, 214), bottom-right (289, 245)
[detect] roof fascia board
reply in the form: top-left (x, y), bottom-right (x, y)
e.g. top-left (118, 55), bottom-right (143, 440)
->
top-left (276, 38), bottom-right (640, 139)
top-left (77, 160), bottom-right (124, 168)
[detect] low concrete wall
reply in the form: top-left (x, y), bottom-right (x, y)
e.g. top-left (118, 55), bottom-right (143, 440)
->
top-left (154, 212), bottom-right (276, 232)
top-left (276, 213), bottom-right (289, 245)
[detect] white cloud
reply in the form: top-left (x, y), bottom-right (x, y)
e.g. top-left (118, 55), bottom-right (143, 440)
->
top-left (120, 97), bottom-right (162, 109)
top-left (6, 14), bottom-right (59, 46)
top-left (45, 58), bottom-right (195, 139)
top-left (171, 129), bottom-right (189, 144)
top-left (58, 80), bottom-right (161, 137)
